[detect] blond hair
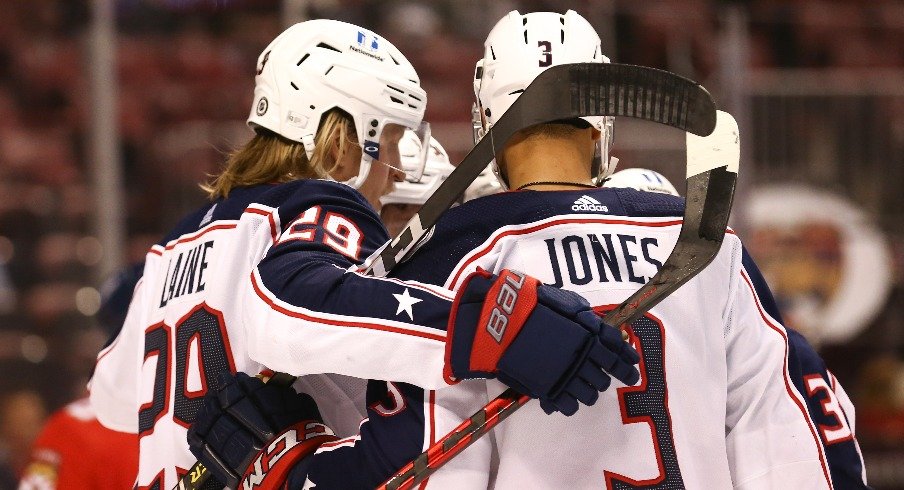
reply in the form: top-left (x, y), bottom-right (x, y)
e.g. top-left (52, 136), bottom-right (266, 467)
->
top-left (203, 110), bottom-right (357, 199)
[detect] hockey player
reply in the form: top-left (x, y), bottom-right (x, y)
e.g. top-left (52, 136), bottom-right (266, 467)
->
top-left (379, 132), bottom-right (454, 236)
top-left (184, 10), bottom-right (853, 489)
top-left (608, 167), bottom-right (869, 487)
top-left (18, 398), bottom-right (139, 490)
top-left (89, 18), bottom-right (640, 489)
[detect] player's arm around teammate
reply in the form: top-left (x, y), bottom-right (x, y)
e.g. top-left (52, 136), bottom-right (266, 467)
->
top-left (378, 10), bottom-right (832, 488)
top-left (90, 19), bottom-right (639, 490)
top-left (233, 21), bottom-right (638, 405)
top-left (186, 122), bottom-right (640, 488)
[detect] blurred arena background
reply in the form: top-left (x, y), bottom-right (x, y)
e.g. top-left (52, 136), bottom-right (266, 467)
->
top-left (0, 0), bottom-right (901, 487)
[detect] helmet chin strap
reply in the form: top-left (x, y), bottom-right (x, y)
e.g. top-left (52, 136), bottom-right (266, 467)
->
top-left (343, 154), bottom-right (373, 189)
top-left (312, 133), bottom-right (372, 188)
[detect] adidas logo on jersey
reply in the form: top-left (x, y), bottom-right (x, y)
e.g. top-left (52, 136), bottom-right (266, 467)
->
top-left (572, 195), bottom-right (608, 212)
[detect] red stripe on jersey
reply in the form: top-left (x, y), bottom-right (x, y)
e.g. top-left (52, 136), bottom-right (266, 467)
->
top-left (164, 223), bottom-right (236, 251)
top-left (246, 206), bottom-right (280, 243)
top-left (447, 217), bottom-right (684, 289)
top-left (418, 390), bottom-right (437, 490)
top-left (250, 272), bottom-right (446, 343)
top-left (740, 270), bottom-right (833, 488)
top-left (351, 273), bottom-right (454, 301)
top-left (319, 435), bottom-right (360, 449)
top-left (148, 222), bottom-right (238, 257)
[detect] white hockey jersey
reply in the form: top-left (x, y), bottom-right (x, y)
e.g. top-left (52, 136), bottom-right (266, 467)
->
top-left (89, 180), bottom-right (457, 489)
top-left (364, 188), bottom-right (836, 489)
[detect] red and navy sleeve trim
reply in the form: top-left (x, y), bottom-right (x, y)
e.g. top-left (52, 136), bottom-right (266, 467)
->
top-left (738, 267), bottom-right (833, 488)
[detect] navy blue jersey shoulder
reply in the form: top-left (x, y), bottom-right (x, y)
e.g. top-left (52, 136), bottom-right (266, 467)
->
top-left (156, 181), bottom-right (377, 248)
top-left (790, 326), bottom-right (869, 488)
top-left (740, 246), bottom-right (786, 324)
top-left (247, 179), bottom-right (456, 331)
top-left (252, 179), bottom-right (389, 264)
top-left (251, 179), bottom-right (379, 231)
top-left (156, 185), bottom-right (275, 246)
top-left (742, 247), bottom-right (868, 488)
top-left (392, 187), bottom-right (684, 285)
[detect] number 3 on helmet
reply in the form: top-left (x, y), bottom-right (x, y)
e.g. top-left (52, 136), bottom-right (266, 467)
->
top-left (472, 10), bottom-right (615, 189)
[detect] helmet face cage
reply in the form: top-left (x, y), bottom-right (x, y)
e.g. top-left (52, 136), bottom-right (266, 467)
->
top-left (472, 10), bottom-right (614, 189)
top-left (247, 19), bottom-right (428, 188)
top-left (380, 133), bottom-right (453, 206)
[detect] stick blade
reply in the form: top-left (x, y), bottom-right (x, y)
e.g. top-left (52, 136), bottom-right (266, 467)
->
top-left (605, 111), bottom-right (739, 328)
top-left (512, 63), bottom-right (718, 136)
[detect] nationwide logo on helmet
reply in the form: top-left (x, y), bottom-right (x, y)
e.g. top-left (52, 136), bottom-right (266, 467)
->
top-left (350, 31), bottom-right (384, 61)
top-left (572, 195), bottom-right (608, 212)
top-left (357, 31), bottom-right (379, 50)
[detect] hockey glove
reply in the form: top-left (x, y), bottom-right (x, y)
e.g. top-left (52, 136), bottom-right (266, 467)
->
top-left (186, 372), bottom-right (337, 490)
top-left (446, 268), bottom-right (641, 416)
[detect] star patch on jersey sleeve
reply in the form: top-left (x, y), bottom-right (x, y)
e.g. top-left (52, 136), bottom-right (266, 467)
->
top-left (393, 288), bottom-right (422, 321)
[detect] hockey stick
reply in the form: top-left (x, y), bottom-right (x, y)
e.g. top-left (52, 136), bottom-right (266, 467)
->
top-left (175, 63), bottom-right (716, 490)
top-left (378, 110), bottom-right (740, 490)
top-left (364, 62), bottom-right (716, 275)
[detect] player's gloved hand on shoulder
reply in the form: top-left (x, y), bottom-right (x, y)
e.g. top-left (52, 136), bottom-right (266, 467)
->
top-left (446, 268), bottom-right (641, 416)
top-left (187, 372), bottom-right (337, 490)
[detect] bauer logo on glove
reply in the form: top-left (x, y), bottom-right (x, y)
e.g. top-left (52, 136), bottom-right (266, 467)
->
top-left (485, 269), bottom-right (528, 343)
top-left (445, 267), bottom-right (640, 416)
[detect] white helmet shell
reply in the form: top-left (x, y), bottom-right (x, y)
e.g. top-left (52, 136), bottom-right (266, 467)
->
top-left (248, 19), bottom-right (427, 188)
top-left (474, 10), bottom-right (613, 188)
top-left (463, 165), bottom-right (504, 202)
top-left (603, 168), bottom-right (679, 196)
top-left (380, 133), bottom-right (453, 206)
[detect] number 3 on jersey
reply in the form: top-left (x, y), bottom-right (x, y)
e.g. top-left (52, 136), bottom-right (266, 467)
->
top-left (594, 310), bottom-right (685, 489)
top-left (138, 304), bottom-right (235, 434)
top-left (803, 374), bottom-right (853, 444)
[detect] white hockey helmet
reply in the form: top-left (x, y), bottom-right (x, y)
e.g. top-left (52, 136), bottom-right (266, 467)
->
top-left (473, 10), bottom-right (614, 189)
top-left (603, 168), bottom-right (679, 196)
top-left (248, 19), bottom-right (429, 189)
top-left (381, 131), bottom-right (453, 206)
